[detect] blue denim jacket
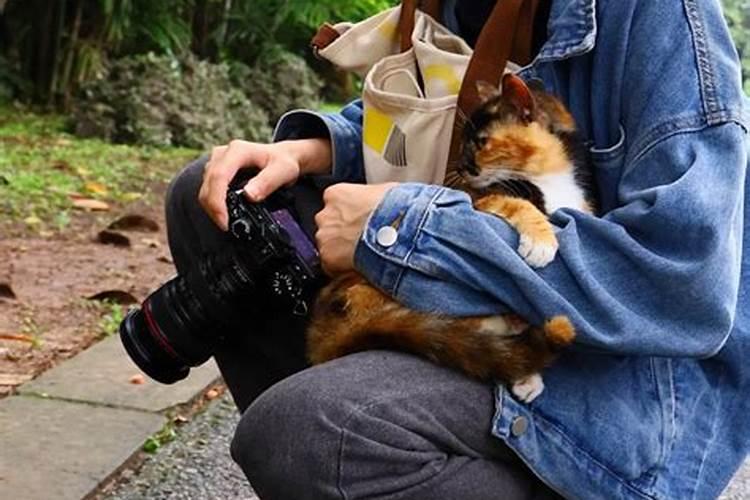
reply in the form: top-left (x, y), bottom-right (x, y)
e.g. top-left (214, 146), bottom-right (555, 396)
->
top-left (275, 1), bottom-right (750, 498)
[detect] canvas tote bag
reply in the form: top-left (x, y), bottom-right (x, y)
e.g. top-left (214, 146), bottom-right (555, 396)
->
top-left (311, 0), bottom-right (540, 186)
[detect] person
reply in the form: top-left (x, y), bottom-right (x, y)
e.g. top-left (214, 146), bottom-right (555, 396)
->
top-left (165, 0), bottom-right (750, 498)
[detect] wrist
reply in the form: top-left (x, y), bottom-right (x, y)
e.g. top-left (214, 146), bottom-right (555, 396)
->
top-left (276, 138), bottom-right (332, 176)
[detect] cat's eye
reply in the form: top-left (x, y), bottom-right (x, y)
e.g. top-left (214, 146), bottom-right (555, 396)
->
top-left (475, 136), bottom-right (488, 148)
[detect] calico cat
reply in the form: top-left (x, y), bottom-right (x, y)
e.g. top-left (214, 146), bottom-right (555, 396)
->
top-left (307, 74), bottom-right (596, 402)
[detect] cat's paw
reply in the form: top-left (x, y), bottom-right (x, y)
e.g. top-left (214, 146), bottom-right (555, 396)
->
top-left (518, 234), bottom-right (558, 268)
top-left (511, 373), bottom-right (545, 403)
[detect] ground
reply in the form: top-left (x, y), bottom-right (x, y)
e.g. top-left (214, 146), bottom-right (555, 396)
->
top-left (0, 104), bottom-right (197, 397)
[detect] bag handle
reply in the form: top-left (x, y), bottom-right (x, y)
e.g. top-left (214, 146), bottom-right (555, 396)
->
top-left (445, 0), bottom-right (540, 185)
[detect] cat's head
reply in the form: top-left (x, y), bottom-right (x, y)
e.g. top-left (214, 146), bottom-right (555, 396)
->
top-left (460, 74), bottom-right (577, 189)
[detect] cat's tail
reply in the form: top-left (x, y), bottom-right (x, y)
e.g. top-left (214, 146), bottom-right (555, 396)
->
top-left (541, 315), bottom-right (576, 350)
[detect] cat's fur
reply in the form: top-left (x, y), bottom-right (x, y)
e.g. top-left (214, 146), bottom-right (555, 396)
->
top-left (306, 74), bottom-right (596, 402)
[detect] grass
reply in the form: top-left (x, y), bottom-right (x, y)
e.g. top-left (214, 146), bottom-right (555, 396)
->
top-left (0, 105), bottom-right (199, 232)
top-left (98, 300), bottom-right (127, 338)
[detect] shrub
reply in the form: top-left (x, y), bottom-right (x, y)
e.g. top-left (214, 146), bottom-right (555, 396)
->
top-left (231, 48), bottom-right (323, 124)
top-left (73, 53), bottom-right (271, 148)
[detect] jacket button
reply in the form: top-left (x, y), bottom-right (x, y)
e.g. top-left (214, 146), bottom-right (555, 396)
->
top-left (511, 416), bottom-right (528, 437)
top-left (376, 226), bottom-right (398, 247)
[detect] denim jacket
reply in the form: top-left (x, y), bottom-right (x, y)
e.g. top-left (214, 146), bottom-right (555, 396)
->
top-left (274, 1), bottom-right (750, 498)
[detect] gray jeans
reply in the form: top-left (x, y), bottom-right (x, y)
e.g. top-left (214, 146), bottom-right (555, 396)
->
top-left (165, 158), bottom-right (560, 500)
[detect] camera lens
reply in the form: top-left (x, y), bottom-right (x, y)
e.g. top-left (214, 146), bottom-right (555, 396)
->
top-left (119, 248), bottom-right (259, 384)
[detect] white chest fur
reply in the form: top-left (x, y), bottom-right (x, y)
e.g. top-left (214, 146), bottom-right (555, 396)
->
top-left (533, 171), bottom-right (586, 213)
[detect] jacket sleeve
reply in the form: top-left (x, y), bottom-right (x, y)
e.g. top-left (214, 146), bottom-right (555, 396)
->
top-left (354, 122), bottom-right (748, 358)
top-left (273, 100), bottom-right (366, 183)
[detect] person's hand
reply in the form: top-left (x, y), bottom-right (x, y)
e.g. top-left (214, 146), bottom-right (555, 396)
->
top-left (199, 138), bottom-right (331, 230)
top-left (315, 182), bottom-right (398, 276)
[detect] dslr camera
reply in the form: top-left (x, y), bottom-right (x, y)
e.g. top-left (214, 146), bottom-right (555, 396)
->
top-left (120, 177), bottom-right (321, 384)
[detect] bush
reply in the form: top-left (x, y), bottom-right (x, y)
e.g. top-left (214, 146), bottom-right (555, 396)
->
top-left (232, 48), bottom-right (323, 125)
top-left (73, 53), bottom-right (271, 148)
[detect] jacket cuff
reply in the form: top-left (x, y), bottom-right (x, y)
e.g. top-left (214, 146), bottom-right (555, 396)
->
top-left (273, 109), bottom-right (364, 183)
top-left (353, 183), bottom-right (447, 295)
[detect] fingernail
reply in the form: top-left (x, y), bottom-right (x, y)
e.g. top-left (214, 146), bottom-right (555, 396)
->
top-left (244, 184), bottom-right (260, 201)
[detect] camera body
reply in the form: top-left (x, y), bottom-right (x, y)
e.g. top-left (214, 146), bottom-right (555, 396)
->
top-left (120, 180), bottom-right (321, 384)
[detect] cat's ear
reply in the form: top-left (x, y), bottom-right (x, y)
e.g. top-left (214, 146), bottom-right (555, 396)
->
top-left (475, 80), bottom-right (500, 103)
top-left (502, 73), bottom-right (535, 122)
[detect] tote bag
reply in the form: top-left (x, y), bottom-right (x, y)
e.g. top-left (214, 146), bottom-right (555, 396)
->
top-left (311, 0), bottom-right (540, 186)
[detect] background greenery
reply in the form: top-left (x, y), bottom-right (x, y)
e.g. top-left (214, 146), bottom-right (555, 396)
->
top-left (0, 0), bottom-right (746, 143)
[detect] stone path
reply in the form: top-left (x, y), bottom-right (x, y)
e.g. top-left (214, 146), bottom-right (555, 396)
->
top-left (0, 335), bottom-right (220, 500)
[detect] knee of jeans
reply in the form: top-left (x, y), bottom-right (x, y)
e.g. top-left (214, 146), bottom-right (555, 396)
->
top-left (165, 156), bottom-right (207, 225)
top-left (230, 370), bottom-right (345, 496)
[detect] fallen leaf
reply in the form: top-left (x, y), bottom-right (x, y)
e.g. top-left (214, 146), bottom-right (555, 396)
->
top-left (0, 283), bottom-right (16, 299)
top-left (0, 333), bottom-right (34, 343)
top-left (87, 290), bottom-right (139, 305)
top-left (108, 214), bottom-right (159, 232)
top-left (51, 160), bottom-right (74, 172)
top-left (122, 192), bottom-right (143, 202)
top-left (73, 198), bottom-right (110, 211)
top-left (157, 255), bottom-right (174, 265)
top-left (205, 388), bottom-right (220, 400)
top-left (84, 181), bottom-right (109, 196)
top-left (96, 230), bottom-right (131, 247)
top-left (0, 374), bottom-right (33, 386)
top-left (173, 415), bottom-right (189, 425)
top-left (129, 374), bottom-right (145, 385)
top-left (23, 216), bottom-right (42, 226)
top-left (141, 237), bottom-right (161, 249)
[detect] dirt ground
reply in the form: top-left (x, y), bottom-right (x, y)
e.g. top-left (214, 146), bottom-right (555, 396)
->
top-left (0, 186), bottom-right (178, 397)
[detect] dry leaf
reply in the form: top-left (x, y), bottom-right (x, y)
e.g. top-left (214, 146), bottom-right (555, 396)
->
top-left (87, 290), bottom-right (138, 305)
top-left (129, 374), bottom-right (146, 385)
top-left (96, 230), bottom-right (131, 247)
top-left (0, 374), bottom-right (33, 386)
top-left (0, 283), bottom-right (16, 299)
top-left (73, 198), bottom-right (110, 211)
top-left (108, 214), bottom-right (160, 232)
top-left (51, 160), bottom-right (74, 172)
top-left (122, 192), bottom-right (143, 202)
top-left (141, 238), bottom-right (161, 249)
top-left (157, 255), bottom-right (174, 265)
top-left (205, 388), bottom-right (220, 400)
top-left (173, 415), bottom-right (189, 425)
top-left (84, 181), bottom-right (109, 196)
top-left (0, 333), bottom-right (34, 343)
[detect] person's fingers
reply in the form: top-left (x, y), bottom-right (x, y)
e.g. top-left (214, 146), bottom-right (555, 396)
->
top-left (243, 156), bottom-right (298, 202)
top-left (199, 140), bottom-right (265, 230)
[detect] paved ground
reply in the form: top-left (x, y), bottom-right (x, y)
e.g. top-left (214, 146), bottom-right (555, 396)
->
top-left (102, 393), bottom-right (258, 500)
top-left (0, 335), bottom-right (221, 500)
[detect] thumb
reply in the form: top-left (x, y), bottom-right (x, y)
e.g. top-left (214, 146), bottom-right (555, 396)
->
top-left (243, 159), bottom-right (298, 202)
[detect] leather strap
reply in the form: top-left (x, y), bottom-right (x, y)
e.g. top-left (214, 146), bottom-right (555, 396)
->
top-left (311, 23), bottom-right (341, 56)
top-left (445, 0), bottom-right (539, 184)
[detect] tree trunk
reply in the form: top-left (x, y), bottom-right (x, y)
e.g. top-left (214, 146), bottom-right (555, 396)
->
top-left (191, 0), bottom-right (210, 58)
top-left (60, 0), bottom-right (83, 110)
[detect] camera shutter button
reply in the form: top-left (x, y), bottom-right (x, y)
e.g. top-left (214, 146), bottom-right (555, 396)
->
top-left (376, 226), bottom-right (398, 247)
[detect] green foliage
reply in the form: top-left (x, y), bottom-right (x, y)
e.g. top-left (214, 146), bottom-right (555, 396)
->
top-left (231, 48), bottom-right (324, 124)
top-left (723, 0), bottom-right (750, 94)
top-left (73, 53), bottom-right (271, 148)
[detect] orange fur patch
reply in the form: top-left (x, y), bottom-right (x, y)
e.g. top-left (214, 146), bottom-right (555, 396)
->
top-left (476, 122), bottom-right (569, 175)
top-left (474, 194), bottom-right (556, 246)
top-left (543, 315), bottom-right (576, 347)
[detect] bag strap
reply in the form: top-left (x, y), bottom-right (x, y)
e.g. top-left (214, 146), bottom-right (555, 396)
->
top-left (445, 0), bottom-right (540, 186)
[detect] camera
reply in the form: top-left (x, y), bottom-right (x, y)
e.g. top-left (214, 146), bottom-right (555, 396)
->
top-left (119, 179), bottom-right (322, 384)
